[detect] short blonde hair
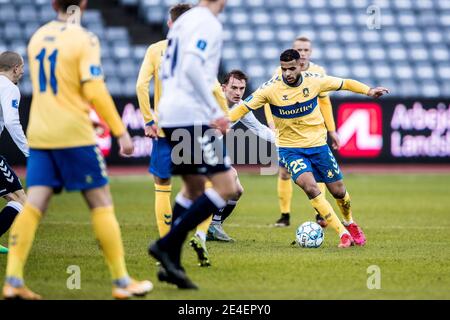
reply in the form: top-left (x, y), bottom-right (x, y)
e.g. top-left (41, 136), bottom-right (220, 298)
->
top-left (0, 51), bottom-right (23, 72)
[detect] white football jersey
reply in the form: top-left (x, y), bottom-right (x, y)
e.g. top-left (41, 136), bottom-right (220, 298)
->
top-left (157, 6), bottom-right (224, 127)
top-left (0, 75), bottom-right (29, 157)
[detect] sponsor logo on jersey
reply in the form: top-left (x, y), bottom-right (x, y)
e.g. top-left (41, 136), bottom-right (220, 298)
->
top-left (90, 65), bottom-right (103, 77)
top-left (11, 99), bottom-right (19, 109)
top-left (270, 97), bottom-right (318, 119)
top-left (196, 40), bottom-right (207, 51)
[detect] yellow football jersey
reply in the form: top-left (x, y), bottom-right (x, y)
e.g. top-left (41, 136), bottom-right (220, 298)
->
top-left (136, 39), bottom-right (167, 126)
top-left (264, 62), bottom-right (329, 127)
top-left (235, 72), bottom-right (347, 148)
top-left (27, 21), bottom-right (105, 149)
top-left (212, 80), bottom-right (229, 116)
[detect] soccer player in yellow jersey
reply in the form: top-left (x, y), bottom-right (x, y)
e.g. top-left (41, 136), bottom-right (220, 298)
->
top-left (265, 37), bottom-right (338, 228)
top-left (2, 0), bottom-right (153, 300)
top-left (137, 4), bottom-right (229, 269)
top-left (230, 49), bottom-right (389, 248)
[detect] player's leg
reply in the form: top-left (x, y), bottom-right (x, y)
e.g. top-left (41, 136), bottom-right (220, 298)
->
top-left (275, 165), bottom-right (292, 227)
top-left (193, 180), bottom-right (213, 246)
top-left (3, 186), bottom-right (52, 300)
top-left (2, 148), bottom-right (62, 300)
top-left (294, 173), bottom-right (353, 248)
top-left (280, 147), bottom-right (353, 248)
top-left (0, 191), bottom-right (26, 254)
top-left (306, 145), bottom-right (355, 247)
top-left (326, 180), bottom-right (366, 246)
top-left (315, 183), bottom-right (328, 228)
top-left (208, 167), bottom-right (241, 242)
top-left (0, 159), bottom-right (27, 254)
top-left (182, 177), bottom-right (213, 268)
top-left (82, 186), bottom-right (153, 299)
top-left (149, 125), bottom-right (237, 288)
top-left (150, 138), bottom-right (173, 238)
top-left (150, 174), bottom-right (209, 288)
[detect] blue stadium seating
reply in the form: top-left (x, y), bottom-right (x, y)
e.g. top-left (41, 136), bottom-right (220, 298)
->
top-left (0, 0), bottom-right (146, 97)
top-left (2, 0), bottom-right (449, 97)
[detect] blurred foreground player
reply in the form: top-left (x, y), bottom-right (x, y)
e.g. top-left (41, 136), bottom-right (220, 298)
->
top-left (137, 3), bottom-right (229, 267)
top-left (3, 0), bottom-right (153, 300)
top-left (148, 0), bottom-right (235, 289)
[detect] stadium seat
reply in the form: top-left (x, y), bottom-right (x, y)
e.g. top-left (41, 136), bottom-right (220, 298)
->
top-left (2, 0), bottom-right (448, 97)
top-left (421, 80), bottom-right (441, 97)
top-left (18, 5), bottom-right (39, 22)
top-left (4, 23), bottom-right (23, 41)
top-left (0, 4), bottom-right (16, 22)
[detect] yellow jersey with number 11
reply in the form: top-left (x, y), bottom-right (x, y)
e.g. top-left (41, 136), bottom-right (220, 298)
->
top-left (27, 21), bottom-right (105, 149)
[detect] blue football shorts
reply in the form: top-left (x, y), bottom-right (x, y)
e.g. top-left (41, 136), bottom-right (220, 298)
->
top-left (278, 144), bottom-right (343, 183)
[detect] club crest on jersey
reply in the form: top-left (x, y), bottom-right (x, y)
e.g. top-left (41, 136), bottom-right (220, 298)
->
top-left (11, 99), bottom-right (19, 109)
top-left (327, 169), bottom-right (334, 179)
top-left (303, 88), bottom-right (310, 97)
top-left (282, 95), bottom-right (288, 101)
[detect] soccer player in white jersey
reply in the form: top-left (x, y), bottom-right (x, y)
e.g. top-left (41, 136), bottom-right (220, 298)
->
top-left (206, 69), bottom-right (275, 242)
top-left (0, 52), bottom-right (28, 255)
top-left (148, 0), bottom-right (233, 290)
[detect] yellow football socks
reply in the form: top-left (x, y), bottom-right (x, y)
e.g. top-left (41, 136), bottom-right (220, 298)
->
top-left (318, 182), bottom-right (327, 196)
top-left (91, 206), bottom-right (128, 281)
top-left (6, 203), bottom-right (42, 280)
top-left (310, 193), bottom-right (348, 237)
top-left (278, 177), bottom-right (292, 213)
top-left (336, 191), bottom-right (353, 225)
top-left (154, 184), bottom-right (172, 237)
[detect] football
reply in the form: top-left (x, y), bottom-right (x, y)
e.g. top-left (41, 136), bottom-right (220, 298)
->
top-left (295, 222), bottom-right (324, 248)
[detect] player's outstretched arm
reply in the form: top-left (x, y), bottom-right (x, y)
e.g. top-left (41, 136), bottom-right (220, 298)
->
top-left (367, 87), bottom-right (390, 98)
top-left (229, 104), bottom-right (249, 122)
top-left (341, 79), bottom-right (389, 98)
top-left (82, 79), bottom-right (134, 156)
top-left (240, 112), bottom-right (276, 143)
top-left (230, 87), bottom-right (269, 123)
top-left (320, 76), bottom-right (389, 99)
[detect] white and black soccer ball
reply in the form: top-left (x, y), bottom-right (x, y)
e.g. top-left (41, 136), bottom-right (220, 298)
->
top-left (295, 221), bottom-right (324, 248)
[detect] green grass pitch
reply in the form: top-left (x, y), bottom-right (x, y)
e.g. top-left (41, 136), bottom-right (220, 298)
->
top-left (1, 173), bottom-right (449, 300)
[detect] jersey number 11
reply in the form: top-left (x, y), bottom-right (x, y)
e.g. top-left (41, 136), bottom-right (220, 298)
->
top-left (35, 48), bottom-right (58, 94)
